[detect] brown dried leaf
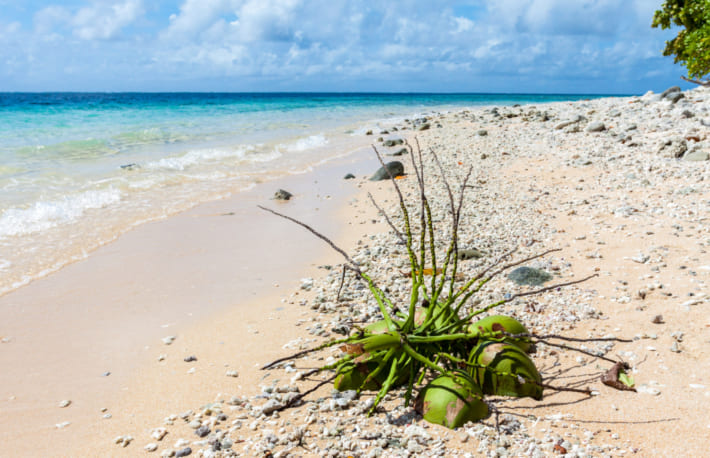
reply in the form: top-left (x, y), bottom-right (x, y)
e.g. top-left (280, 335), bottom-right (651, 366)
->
top-left (601, 362), bottom-right (637, 392)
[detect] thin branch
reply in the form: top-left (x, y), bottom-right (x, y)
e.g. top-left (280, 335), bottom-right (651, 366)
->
top-left (258, 205), bottom-right (361, 275)
top-left (367, 192), bottom-right (405, 243)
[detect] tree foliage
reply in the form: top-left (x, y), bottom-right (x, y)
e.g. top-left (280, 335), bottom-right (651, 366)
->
top-left (652, 0), bottom-right (710, 81)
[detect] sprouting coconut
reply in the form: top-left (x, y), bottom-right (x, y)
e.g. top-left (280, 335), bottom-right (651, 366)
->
top-left (334, 361), bottom-right (384, 391)
top-left (415, 371), bottom-right (489, 428)
top-left (466, 315), bottom-right (532, 352)
top-left (468, 340), bottom-right (543, 400)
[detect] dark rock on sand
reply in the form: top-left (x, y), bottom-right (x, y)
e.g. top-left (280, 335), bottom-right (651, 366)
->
top-left (176, 447), bottom-right (192, 457)
top-left (660, 86), bottom-right (681, 99)
top-left (273, 189), bottom-right (293, 201)
top-left (370, 161), bottom-right (404, 181)
top-left (390, 148), bottom-right (408, 156)
top-left (344, 173), bottom-right (356, 179)
top-left (507, 267), bottom-right (552, 286)
top-left (383, 139), bottom-right (405, 147)
top-left (417, 123), bottom-right (431, 131)
top-left (477, 129), bottom-right (488, 136)
top-left (195, 426), bottom-right (210, 437)
top-left (365, 130), bottom-right (373, 135)
top-left (666, 92), bottom-right (685, 104)
top-left (120, 163), bottom-right (140, 170)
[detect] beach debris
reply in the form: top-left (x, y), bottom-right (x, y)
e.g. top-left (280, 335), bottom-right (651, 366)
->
top-left (369, 161), bottom-right (404, 181)
top-left (114, 435), bottom-right (133, 447)
top-left (151, 428), bottom-right (169, 441)
top-left (585, 121), bottom-right (606, 132)
top-left (162, 335), bottom-right (176, 345)
top-left (457, 248), bottom-right (485, 260)
top-left (507, 266), bottom-right (553, 286)
top-left (601, 362), bottom-right (636, 392)
top-left (657, 137), bottom-right (688, 158)
top-left (175, 447), bottom-right (192, 457)
top-left (273, 189), bottom-right (293, 201)
top-left (58, 399), bottom-right (71, 408)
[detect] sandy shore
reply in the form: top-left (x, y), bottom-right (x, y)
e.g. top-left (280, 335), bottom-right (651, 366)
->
top-left (3, 86), bottom-right (710, 457)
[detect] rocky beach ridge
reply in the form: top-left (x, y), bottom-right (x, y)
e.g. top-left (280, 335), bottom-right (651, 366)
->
top-left (56, 86), bottom-right (710, 456)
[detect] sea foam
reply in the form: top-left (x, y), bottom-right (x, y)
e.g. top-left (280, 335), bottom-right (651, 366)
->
top-left (0, 188), bottom-right (121, 238)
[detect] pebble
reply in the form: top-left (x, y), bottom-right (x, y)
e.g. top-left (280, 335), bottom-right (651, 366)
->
top-left (58, 399), bottom-right (71, 408)
top-left (175, 447), bottom-right (192, 457)
top-left (162, 336), bottom-right (176, 345)
top-left (55, 421), bottom-right (71, 429)
top-left (225, 370), bottom-right (239, 377)
top-left (144, 443), bottom-right (159, 452)
top-left (114, 435), bottom-right (133, 447)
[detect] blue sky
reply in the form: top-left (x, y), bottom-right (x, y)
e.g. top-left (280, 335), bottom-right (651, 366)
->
top-left (0, 0), bottom-right (692, 93)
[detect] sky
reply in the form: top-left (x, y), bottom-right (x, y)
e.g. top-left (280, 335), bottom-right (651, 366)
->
top-left (0, 0), bottom-right (693, 94)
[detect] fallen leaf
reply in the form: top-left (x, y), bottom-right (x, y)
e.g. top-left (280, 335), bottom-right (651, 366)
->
top-left (601, 362), bottom-right (636, 392)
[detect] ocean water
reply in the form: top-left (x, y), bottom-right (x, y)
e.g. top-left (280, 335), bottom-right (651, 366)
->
top-left (0, 92), bottom-right (613, 295)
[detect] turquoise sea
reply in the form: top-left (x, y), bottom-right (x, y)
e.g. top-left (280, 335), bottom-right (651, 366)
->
top-left (0, 92), bottom-right (616, 295)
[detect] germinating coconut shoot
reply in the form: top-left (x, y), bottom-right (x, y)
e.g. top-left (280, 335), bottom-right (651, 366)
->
top-left (259, 140), bottom-right (634, 429)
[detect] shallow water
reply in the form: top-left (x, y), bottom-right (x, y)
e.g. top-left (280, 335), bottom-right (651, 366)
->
top-left (0, 92), bottom-right (615, 295)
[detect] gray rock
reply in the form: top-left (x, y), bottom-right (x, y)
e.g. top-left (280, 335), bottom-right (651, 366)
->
top-left (383, 139), bottom-right (404, 147)
top-left (666, 92), bottom-right (685, 104)
top-left (585, 121), bottom-right (606, 132)
top-left (344, 173), bottom-right (356, 179)
top-left (417, 123), bottom-right (431, 131)
top-left (365, 130), bottom-right (372, 135)
top-left (273, 189), bottom-right (293, 201)
top-left (684, 149), bottom-right (709, 161)
top-left (660, 86), bottom-right (681, 98)
top-left (195, 425), bottom-right (210, 437)
top-left (657, 137), bottom-right (688, 158)
top-left (507, 267), bottom-right (553, 286)
top-left (554, 115), bottom-right (584, 130)
top-left (370, 161), bottom-right (404, 181)
top-left (681, 109), bottom-right (694, 118)
top-left (175, 447), bottom-right (192, 457)
top-left (390, 148), bottom-right (408, 156)
top-left (477, 129), bottom-right (488, 136)
top-left (261, 399), bottom-right (284, 415)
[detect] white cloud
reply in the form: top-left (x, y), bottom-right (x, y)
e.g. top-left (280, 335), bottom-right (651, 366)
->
top-left (72, 0), bottom-right (144, 40)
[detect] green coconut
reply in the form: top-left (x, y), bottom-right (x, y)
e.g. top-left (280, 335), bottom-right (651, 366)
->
top-left (468, 340), bottom-right (543, 400)
top-left (334, 362), bottom-right (383, 391)
top-left (415, 371), bottom-right (489, 428)
top-left (466, 315), bottom-right (532, 352)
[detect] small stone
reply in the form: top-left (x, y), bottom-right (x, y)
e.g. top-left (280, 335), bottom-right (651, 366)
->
top-left (158, 354), bottom-right (167, 361)
top-left (273, 189), bottom-right (293, 201)
top-left (195, 425), bottom-right (210, 437)
top-left (226, 370), bottom-right (239, 377)
top-left (188, 420), bottom-right (201, 429)
top-left (651, 315), bottom-right (663, 324)
top-left (477, 129), bottom-right (488, 136)
top-left (183, 356), bottom-right (197, 362)
top-left (55, 421), bottom-right (71, 429)
top-left (631, 253), bottom-right (649, 264)
top-left (637, 385), bottom-right (661, 396)
top-left (344, 173), bottom-right (356, 179)
top-left (585, 121), bottom-right (606, 132)
top-left (261, 399), bottom-right (284, 415)
top-left (458, 248), bottom-right (485, 260)
top-left (114, 435), bottom-right (133, 447)
top-left (152, 428), bottom-right (169, 441)
top-left (145, 443), bottom-right (159, 452)
top-left (103, 413), bottom-right (112, 419)
top-left (162, 336), bottom-right (176, 345)
top-left (59, 400), bottom-right (71, 408)
top-left (175, 447), bottom-right (192, 457)
top-left (670, 342), bottom-right (681, 353)
top-left (161, 450), bottom-right (175, 458)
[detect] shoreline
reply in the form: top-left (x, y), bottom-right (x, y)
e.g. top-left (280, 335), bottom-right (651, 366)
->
top-left (3, 86), bottom-right (710, 456)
